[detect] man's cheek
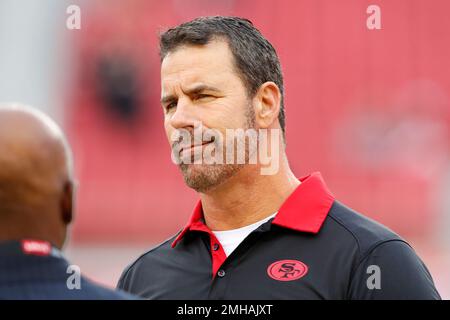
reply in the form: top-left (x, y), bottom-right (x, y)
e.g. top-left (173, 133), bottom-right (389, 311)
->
top-left (164, 122), bottom-right (173, 139)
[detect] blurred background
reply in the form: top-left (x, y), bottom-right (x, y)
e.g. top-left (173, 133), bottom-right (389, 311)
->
top-left (0, 0), bottom-right (449, 298)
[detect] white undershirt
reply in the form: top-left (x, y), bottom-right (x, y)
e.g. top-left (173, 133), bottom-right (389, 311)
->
top-left (212, 212), bottom-right (277, 257)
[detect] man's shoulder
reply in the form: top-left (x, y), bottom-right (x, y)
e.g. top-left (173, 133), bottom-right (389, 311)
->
top-left (0, 263), bottom-right (137, 299)
top-left (78, 277), bottom-right (137, 300)
top-left (117, 232), bottom-right (180, 290)
top-left (325, 202), bottom-right (441, 299)
top-left (125, 232), bottom-right (179, 268)
top-left (325, 200), bottom-right (407, 256)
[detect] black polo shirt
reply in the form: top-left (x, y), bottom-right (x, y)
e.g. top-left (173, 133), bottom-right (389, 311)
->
top-left (117, 172), bottom-right (441, 299)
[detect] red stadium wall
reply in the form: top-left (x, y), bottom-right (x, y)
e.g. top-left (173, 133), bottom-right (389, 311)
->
top-left (66, 0), bottom-right (450, 242)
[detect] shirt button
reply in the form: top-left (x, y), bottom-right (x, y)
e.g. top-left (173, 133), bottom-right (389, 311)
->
top-left (213, 243), bottom-right (220, 251)
top-left (217, 269), bottom-right (226, 278)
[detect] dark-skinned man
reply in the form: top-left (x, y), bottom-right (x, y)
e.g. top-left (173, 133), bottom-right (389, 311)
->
top-left (0, 103), bottom-right (135, 299)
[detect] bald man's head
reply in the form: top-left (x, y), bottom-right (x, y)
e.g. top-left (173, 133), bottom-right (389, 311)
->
top-left (0, 103), bottom-right (74, 249)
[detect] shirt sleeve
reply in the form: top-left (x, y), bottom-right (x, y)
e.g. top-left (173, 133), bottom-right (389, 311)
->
top-left (348, 240), bottom-right (441, 300)
top-left (116, 264), bottom-right (133, 292)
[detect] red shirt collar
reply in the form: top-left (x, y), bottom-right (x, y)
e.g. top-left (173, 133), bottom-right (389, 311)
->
top-left (171, 172), bottom-right (335, 248)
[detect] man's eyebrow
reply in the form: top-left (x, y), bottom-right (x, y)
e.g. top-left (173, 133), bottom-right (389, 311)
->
top-left (185, 84), bottom-right (221, 95)
top-left (161, 84), bottom-right (221, 105)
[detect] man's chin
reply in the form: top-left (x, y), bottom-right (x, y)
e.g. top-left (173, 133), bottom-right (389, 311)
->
top-left (179, 163), bottom-right (243, 193)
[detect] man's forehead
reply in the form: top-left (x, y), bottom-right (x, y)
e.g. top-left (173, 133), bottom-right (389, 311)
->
top-left (161, 40), bottom-right (235, 89)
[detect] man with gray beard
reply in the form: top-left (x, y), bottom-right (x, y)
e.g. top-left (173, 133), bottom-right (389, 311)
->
top-left (118, 16), bottom-right (440, 300)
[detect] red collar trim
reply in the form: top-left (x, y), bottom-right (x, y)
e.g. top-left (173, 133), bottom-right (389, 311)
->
top-left (271, 172), bottom-right (335, 233)
top-left (171, 172), bottom-right (335, 248)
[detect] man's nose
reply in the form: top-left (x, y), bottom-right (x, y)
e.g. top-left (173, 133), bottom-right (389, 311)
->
top-left (169, 97), bottom-right (198, 129)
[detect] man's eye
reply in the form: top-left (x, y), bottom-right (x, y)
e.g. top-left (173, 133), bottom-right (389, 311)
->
top-left (195, 94), bottom-right (212, 100)
top-left (165, 102), bottom-right (177, 111)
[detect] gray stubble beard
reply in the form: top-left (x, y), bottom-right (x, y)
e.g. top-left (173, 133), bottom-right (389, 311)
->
top-left (179, 105), bottom-right (257, 193)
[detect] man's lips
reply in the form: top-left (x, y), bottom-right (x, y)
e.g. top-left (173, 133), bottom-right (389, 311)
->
top-left (179, 140), bottom-right (214, 153)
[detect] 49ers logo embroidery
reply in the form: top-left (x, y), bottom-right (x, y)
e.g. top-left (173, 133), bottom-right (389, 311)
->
top-left (267, 260), bottom-right (308, 281)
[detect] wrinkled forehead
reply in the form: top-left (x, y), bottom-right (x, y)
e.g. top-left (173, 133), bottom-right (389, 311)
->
top-left (160, 40), bottom-right (238, 93)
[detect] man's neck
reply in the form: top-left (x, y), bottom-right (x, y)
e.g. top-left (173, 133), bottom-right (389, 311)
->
top-left (200, 159), bottom-right (300, 231)
top-left (0, 214), bottom-right (64, 250)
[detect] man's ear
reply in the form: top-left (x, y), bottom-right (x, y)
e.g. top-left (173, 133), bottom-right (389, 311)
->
top-left (253, 81), bottom-right (281, 129)
top-left (61, 181), bottom-right (74, 225)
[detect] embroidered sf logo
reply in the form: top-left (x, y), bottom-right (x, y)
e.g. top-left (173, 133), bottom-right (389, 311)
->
top-left (267, 260), bottom-right (308, 281)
